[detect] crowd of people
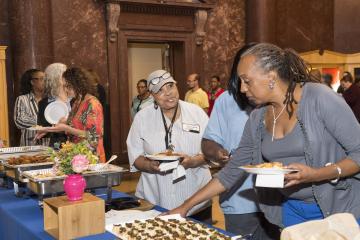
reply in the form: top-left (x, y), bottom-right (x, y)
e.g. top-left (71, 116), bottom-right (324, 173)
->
top-left (10, 42), bottom-right (360, 239)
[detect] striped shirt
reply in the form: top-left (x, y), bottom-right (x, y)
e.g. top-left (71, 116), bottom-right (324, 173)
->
top-left (14, 93), bottom-right (49, 146)
top-left (127, 100), bottom-right (212, 215)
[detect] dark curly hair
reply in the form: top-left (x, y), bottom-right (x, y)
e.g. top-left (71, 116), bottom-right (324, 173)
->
top-left (242, 43), bottom-right (320, 118)
top-left (227, 43), bottom-right (258, 110)
top-left (62, 67), bottom-right (98, 100)
top-left (20, 69), bottom-right (42, 95)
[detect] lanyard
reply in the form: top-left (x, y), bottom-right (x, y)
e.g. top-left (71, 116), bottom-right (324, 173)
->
top-left (136, 99), bottom-right (143, 112)
top-left (160, 105), bottom-right (178, 150)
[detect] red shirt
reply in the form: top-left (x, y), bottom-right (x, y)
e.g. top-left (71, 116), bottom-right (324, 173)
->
top-left (207, 88), bottom-right (224, 116)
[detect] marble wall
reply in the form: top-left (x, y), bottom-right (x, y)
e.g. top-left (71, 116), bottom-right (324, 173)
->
top-left (203, 0), bottom-right (246, 88)
top-left (50, 1), bottom-right (108, 87)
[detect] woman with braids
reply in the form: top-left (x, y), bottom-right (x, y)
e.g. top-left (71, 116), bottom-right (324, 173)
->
top-left (43, 67), bottom-right (105, 162)
top-left (14, 69), bottom-right (47, 146)
top-left (166, 43), bottom-right (360, 230)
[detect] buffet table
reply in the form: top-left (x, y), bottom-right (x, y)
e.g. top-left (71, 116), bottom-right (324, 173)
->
top-left (0, 187), bottom-right (233, 240)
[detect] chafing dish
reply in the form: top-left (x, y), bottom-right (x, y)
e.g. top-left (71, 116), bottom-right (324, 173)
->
top-left (22, 164), bottom-right (127, 201)
top-left (0, 145), bottom-right (49, 155)
top-left (2, 158), bottom-right (54, 183)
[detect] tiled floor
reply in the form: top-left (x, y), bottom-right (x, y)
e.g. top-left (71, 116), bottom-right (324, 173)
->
top-left (114, 173), bottom-right (225, 230)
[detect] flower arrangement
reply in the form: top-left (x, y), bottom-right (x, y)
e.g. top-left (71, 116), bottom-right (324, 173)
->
top-left (50, 141), bottom-right (99, 175)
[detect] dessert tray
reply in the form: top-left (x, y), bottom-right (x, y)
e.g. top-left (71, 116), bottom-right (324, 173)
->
top-left (108, 213), bottom-right (231, 240)
top-left (22, 164), bottom-right (127, 200)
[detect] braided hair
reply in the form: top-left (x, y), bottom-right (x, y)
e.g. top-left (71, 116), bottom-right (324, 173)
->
top-left (20, 69), bottom-right (42, 95)
top-left (242, 43), bottom-right (320, 118)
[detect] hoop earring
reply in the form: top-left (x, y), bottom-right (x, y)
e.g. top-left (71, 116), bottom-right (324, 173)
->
top-left (269, 79), bottom-right (275, 89)
top-left (154, 101), bottom-right (158, 110)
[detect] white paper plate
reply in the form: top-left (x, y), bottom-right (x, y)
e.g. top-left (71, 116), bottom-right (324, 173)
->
top-left (44, 101), bottom-right (69, 124)
top-left (27, 126), bottom-right (49, 131)
top-left (239, 166), bottom-right (299, 175)
top-left (145, 154), bottom-right (181, 161)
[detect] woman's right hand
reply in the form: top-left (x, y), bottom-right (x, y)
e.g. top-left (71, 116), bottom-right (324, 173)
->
top-left (34, 131), bottom-right (47, 140)
top-left (145, 158), bottom-right (161, 174)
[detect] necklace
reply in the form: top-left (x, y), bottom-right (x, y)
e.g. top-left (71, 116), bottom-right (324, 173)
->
top-left (271, 104), bottom-right (286, 142)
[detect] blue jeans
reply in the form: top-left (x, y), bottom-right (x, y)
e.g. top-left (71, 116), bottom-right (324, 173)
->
top-left (282, 199), bottom-right (360, 227)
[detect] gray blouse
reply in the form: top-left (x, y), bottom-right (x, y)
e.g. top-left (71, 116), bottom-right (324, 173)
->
top-left (261, 122), bottom-right (314, 202)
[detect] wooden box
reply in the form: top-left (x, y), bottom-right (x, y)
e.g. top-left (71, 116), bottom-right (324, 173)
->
top-left (43, 193), bottom-right (105, 240)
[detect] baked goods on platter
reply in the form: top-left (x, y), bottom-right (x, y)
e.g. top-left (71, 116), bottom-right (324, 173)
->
top-left (6, 154), bottom-right (51, 165)
top-left (243, 162), bottom-right (284, 169)
top-left (112, 217), bottom-right (230, 240)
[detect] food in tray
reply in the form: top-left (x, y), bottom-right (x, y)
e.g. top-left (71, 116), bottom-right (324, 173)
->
top-left (243, 161), bottom-right (284, 169)
top-left (7, 154), bottom-right (52, 165)
top-left (112, 217), bottom-right (230, 240)
top-left (32, 171), bottom-right (64, 179)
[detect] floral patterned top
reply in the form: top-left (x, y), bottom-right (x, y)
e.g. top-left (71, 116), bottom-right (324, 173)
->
top-left (67, 95), bottom-right (105, 162)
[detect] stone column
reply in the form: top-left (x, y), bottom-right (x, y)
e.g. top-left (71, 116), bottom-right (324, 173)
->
top-left (8, 0), bottom-right (54, 95)
top-left (246, 0), bottom-right (277, 44)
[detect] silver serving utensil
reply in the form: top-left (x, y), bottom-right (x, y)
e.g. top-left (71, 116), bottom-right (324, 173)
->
top-left (101, 155), bottom-right (118, 170)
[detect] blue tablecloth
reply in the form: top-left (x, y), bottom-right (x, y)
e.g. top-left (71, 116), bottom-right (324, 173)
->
top-left (0, 187), bottom-right (232, 239)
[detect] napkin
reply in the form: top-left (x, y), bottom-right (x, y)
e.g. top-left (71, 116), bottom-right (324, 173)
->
top-left (172, 164), bottom-right (186, 181)
top-left (281, 213), bottom-right (360, 240)
top-left (158, 161), bottom-right (186, 181)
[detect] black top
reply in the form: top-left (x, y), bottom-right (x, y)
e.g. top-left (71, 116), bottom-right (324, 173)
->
top-left (37, 97), bottom-right (68, 148)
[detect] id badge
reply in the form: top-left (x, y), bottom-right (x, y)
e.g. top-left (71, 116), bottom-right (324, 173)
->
top-left (182, 123), bottom-right (200, 133)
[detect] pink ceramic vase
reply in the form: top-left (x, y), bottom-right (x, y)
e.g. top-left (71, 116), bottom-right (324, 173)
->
top-left (63, 174), bottom-right (86, 201)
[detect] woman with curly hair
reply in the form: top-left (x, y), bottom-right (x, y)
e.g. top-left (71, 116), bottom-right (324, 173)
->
top-left (14, 68), bottom-right (47, 146)
top-left (44, 67), bottom-right (105, 162)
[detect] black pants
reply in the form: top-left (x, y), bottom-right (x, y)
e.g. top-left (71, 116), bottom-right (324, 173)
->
top-left (189, 205), bottom-right (213, 225)
top-left (225, 212), bottom-right (280, 240)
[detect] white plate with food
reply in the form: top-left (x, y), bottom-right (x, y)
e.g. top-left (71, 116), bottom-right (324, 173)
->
top-left (239, 162), bottom-right (298, 175)
top-left (44, 100), bottom-right (69, 124)
top-left (27, 125), bottom-right (49, 131)
top-left (145, 152), bottom-right (182, 161)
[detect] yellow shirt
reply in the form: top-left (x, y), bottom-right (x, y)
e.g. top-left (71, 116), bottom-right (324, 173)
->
top-left (185, 88), bottom-right (209, 109)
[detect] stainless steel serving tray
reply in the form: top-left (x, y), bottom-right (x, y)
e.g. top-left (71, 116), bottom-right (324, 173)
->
top-left (22, 164), bottom-right (127, 200)
top-left (0, 146), bottom-right (49, 155)
top-left (1, 152), bottom-right (54, 182)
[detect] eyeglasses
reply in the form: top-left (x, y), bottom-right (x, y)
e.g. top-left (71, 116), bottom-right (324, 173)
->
top-left (148, 72), bottom-right (171, 85)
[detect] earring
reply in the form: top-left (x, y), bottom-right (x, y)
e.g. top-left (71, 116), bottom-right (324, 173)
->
top-left (269, 79), bottom-right (275, 89)
top-left (154, 101), bottom-right (158, 109)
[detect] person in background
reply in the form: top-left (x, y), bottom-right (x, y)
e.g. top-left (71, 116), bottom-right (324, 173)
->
top-left (336, 72), bottom-right (351, 95)
top-left (127, 70), bottom-right (212, 223)
top-left (14, 69), bottom-right (47, 146)
top-left (42, 68), bottom-right (105, 162)
top-left (321, 74), bottom-right (333, 89)
top-left (201, 44), bottom-right (279, 239)
top-left (130, 79), bottom-right (154, 118)
top-left (185, 73), bottom-right (209, 112)
top-left (166, 43), bottom-right (360, 229)
top-left (207, 75), bottom-right (224, 116)
top-left (340, 72), bottom-right (360, 123)
top-left (36, 63), bottom-right (68, 148)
